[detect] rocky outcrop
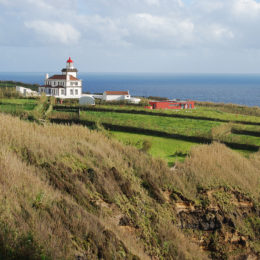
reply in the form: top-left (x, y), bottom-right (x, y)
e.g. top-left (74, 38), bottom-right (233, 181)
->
top-left (173, 188), bottom-right (259, 259)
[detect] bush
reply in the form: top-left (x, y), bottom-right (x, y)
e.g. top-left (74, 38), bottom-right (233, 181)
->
top-left (140, 140), bottom-right (152, 153)
top-left (0, 87), bottom-right (21, 99)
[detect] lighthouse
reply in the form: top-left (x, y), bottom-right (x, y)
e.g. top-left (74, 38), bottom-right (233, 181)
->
top-left (39, 57), bottom-right (82, 99)
top-left (62, 57), bottom-right (78, 78)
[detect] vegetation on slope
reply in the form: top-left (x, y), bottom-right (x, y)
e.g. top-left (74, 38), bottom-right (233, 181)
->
top-left (54, 103), bottom-right (260, 124)
top-left (0, 113), bottom-right (259, 259)
top-left (195, 101), bottom-right (260, 117)
top-left (0, 81), bottom-right (39, 91)
top-left (50, 110), bottom-right (260, 148)
top-left (111, 131), bottom-right (197, 165)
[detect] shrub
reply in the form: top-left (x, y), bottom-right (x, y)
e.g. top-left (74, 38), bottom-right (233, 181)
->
top-left (140, 140), bottom-right (152, 153)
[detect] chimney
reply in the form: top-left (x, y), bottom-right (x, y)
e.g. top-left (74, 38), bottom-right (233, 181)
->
top-left (45, 73), bottom-right (49, 79)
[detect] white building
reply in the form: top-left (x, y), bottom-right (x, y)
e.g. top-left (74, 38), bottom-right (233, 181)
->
top-left (102, 91), bottom-right (141, 104)
top-left (39, 57), bottom-right (82, 99)
top-left (102, 91), bottom-right (131, 101)
top-left (79, 96), bottom-right (95, 105)
top-left (16, 86), bottom-right (39, 97)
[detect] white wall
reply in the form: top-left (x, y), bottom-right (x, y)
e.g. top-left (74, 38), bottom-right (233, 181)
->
top-left (16, 86), bottom-right (38, 97)
top-left (40, 87), bottom-right (82, 99)
top-left (103, 94), bottom-right (130, 101)
top-left (67, 71), bottom-right (77, 78)
top-left (41, 75), bottom-right (82, 99)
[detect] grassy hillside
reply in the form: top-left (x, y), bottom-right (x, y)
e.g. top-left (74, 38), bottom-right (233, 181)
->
top-left (111, 131), bottom-right (197, 165)
top-left (0, 113), bottom-right (259, 259)
top-left (50, 109), bottom-right (260, 148)
top-left (0, 81), bottom-right (39, 91)
top-left (1, 96), bottom-right (259, 165)
top-left (54, 103), bottom-right (260, 124)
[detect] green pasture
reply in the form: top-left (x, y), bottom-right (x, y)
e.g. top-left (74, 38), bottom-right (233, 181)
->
top-left (0, 98), bottom-right (38, 105)
top-left (169, 106), bottom-right (260, 123)
top-left (0, 82), bottom-right (17, 87)
top-left (89, 104), bottom-right (260, 124)
top-left (0, 97), bottom-right (259, 148)
top-left (111, 131), bottom-right (256, 166)
top-left (80, 110), bottom-right (221, 138)
top-left (111, 131), bottom-right (197, 166)
top-left (0, 81), bottom-right (39, 91)
top-left (0, 98), bottom-right (37, 105)
top-left (0, 103), bottom-right (36, 113)
top-left (232, 124), bottom-right (260, 132)
top-left (79, 110), bottom-right (260, 146)
top-left (227, 133), bottom-right (260, 146)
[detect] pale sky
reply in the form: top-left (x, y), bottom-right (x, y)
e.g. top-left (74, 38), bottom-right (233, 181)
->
top-left (1, 0), bottom-right (260, 73)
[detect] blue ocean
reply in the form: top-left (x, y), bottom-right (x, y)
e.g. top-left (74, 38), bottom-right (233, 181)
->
top-left (0, 72), bottom-right (259, 107)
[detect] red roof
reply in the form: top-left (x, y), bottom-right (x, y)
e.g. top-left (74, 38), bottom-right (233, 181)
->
top-left (67, 57), bottom-right (73, 63)
top-left (48, 75), bottom-right (79, 81)
top-left (105, 91), bottom-right (129, 95)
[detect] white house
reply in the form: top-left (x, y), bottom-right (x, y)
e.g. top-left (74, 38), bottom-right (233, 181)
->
top-left (102, 91), bottom-right (141, 104)
top-left (102, 91), bottom-right (131, 101)
top-left (38, 57), bottom-right (82, 99)
top-left (16, 86), bottom-right (39, 97)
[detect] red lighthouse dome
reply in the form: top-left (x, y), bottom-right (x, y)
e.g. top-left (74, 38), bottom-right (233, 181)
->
top-left (67, 57), bottom-right (73, 63)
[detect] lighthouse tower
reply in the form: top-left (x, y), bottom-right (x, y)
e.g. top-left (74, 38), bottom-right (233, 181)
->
top-left (39, 57), bottom-right (82, 99)
top-left (62, 57), bottom-right (78, 78)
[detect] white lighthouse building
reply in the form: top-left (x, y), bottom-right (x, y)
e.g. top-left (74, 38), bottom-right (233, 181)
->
top-left (39, 57), bottom-right (82, 99)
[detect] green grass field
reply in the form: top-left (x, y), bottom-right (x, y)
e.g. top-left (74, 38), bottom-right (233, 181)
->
top-left (169, 106), bottom-right (260, 123)
top-left (84, 104), bottom-right (260, 124)
top-left (79, 110), bottom-right (260, 145)
top-left (80, 110), bottom-right (221, 138)
top-left (111, 131), bottom-right (255, 166)
top-left (0, 98), bottom-right (259, 164)
top-left (111, 131), bottom-right (198, 166)
top-left (0, 98), bottom-right (38, 115)
top-left (0, 103), bottom-right (36, 113)
top-left (0, 98), bottom-right (37, 105)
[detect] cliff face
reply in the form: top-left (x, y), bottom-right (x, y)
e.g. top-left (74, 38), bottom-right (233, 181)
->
top-left (0, 113), bottom-right (259, 260)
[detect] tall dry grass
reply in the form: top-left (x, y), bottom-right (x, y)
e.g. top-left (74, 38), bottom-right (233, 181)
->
top-left (0, 87), bottom-right (21, 98)
top-left (0, 113), bottom-right (259, 259)
top-left (175, 142), bottom-right (260, 200)
top-left (0, 113), bottom-right (208, 259)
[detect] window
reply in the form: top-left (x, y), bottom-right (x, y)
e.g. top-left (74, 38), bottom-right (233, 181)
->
top-left (75, 89), bottom-right (78, 95)
top-left (75, 82), bottom-right (78, 86)
top-left (70, 89), bottom-right (73, 95)
top-left (61, 89), bottom-right (65, 95)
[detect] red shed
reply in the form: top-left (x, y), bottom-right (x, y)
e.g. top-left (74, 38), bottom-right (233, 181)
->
top-left (149, 100), bottom-right (195, 110)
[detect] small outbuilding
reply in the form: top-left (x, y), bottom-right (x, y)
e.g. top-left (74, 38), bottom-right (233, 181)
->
top-left (79, 96), bottom-right (95, 105)
top-left (149, 100), bottom-right (195, 110)
top-left (103, 91), bottom-right (131, 101)
top-left (16, 86), bottom-right (39, 97)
